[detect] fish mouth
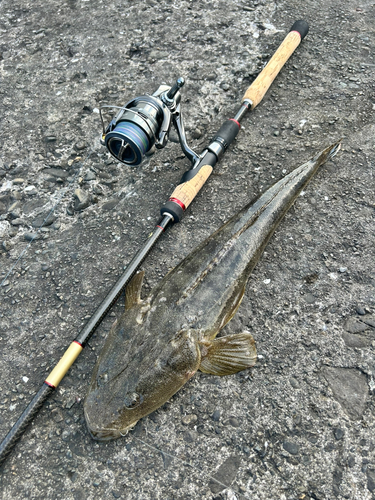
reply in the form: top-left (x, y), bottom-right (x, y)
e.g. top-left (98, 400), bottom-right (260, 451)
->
top-left (85, 408), bottom-right (138, 441)
top-left (87, 422), bottom-right (138, 442)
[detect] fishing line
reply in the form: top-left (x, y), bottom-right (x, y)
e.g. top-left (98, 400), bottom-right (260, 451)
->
top-left (0, 140), bottom-right (100, 289)
top-left (132, 435), bottom-right (248, 499)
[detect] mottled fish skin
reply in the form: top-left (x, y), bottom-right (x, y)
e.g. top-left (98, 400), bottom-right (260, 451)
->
top-left (84, 142), bottom-right (341, 440)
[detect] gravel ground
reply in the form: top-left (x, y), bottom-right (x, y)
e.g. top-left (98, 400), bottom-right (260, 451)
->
top-left (0, 0), bottom-right (374, 499)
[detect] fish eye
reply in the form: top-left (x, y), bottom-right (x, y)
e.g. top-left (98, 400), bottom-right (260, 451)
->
top-left (124, 392), bottom-right (143, 409)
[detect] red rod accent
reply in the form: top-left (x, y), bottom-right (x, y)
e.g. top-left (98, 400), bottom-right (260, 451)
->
top-left (169, 197), bottom-right (186, 211)
top-left (156, 225), bottom-right (165, 232)
top-left (73, 340), bottom-right (82, 347)
top-left (44, 381), bottom-right (55, 389)
top-left (290, 30), bottom-right (302, 38)
top-left (229, 118), bottom-right (241, 128)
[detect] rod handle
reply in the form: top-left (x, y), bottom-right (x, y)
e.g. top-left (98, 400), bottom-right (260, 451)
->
top-left (161, 164), bottom-right (213, 222)
top-left (242, 20), bottom-right (309, 109)
top-left (0, 383), bottom-right (54, 467)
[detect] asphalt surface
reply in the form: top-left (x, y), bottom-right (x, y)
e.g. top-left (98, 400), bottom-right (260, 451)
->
top-left (0, 0), bottom-right (374, 499)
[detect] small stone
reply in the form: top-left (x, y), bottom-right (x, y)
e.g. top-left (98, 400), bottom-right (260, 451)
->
top-left (43, 168), bottom-right (69, 179)
top-left (229, 417), bottom-right (240, 427)
top-left (31, 214), bottom-right (56, 228)
top-left (11, 218), bottom-right (25, 226)
top-left (367, 469), bottom-right (375, 493)
top-left (84, 171), bottom-right (96, 181)
top-left (321, 367), bottom-right (368, 420)
top-left (283, 441), bottom-right (300, 455)
top-left (24, 232), bottom-right (39, 242)
top-left (181, 414), bottom-right (197, 425)
top-left (12, 178), bottom-right (25, 184)
top-left (102, 199), bottom-right (119, 211)
top-left (74, 189), bottom-right (90, 211)
top-left (345, 317), bottom-right (368, 333)
top-left (75, 142), bottom-right (87, 151)
top-left (221, 82), bottom-right (230, 91)
top-left (65, 398), bottom-right (76, 409)
top-left (356, 306), bottom-right (366, 316)
top-left (112, 491), bottom-right (121, 499)
top-left (183, 430), bottom-right (196, 443)
top-left (2, 240), bottom-right (12, 251)
top-left (339, 267), bottom-right (347, 273)
top-left (209, 455), bottom-right (241, 494)
top-left (211, 410), bottom-right (221, 422)
top-left (44, 136), bottom-right (57, 142)
top-left (191, 128), bottom-right (202, 139)
top-left (290, 378), bottom-right (299, 389)
top-left (273, 130), bottom-right (280, 136)
top-left (333, 428), bottom-right (344, 440)
top-left (342, 332), bottom-right (371, 349)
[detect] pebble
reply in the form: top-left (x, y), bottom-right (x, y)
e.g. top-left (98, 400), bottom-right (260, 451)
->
top-left (356, 306), bottom-right (366, 316)
top-left (11, 218), bottom-right (25, 226)
top-left (228, 417), bottom-right (240, 427)
top-left (333, 428), bottom-right (344, 440)
top-left (183, 430), bottom-right (196, 443)
top-left (12, 178), bottom-right (25, 184)
top-left (181, 414), bottom-right (197, 425)
top-left (342, 332), bottom-right (370, 349)
top-left (290, 378), bottom-right (299, 389)
top-left (43, 167), bottom-right (69, 179)
top-left (339, 267), bottom-right (347, 273)
top-left (321, 367), bottom-right (368, 420)
top-left (191, 128), bottom-right (202, 139)
top-left (24, 232), bottom-right (39, 242)
top-left (283, 441), bottom-right (300, 455)
top-left (102, 199), bottom-right (119, 211)
top-left (74, 189), bottom-right (90, 211)
top-left (273, 130), bottom-right (280, 136)
top-left (211, 410), bottom-right (221, 421)
top-left (75, 142), bottom-right (87, 151)
top-left (65, 398), bottom-right (76, 409)
top-left (344, 317), bottom-right (368, 333)
top-left (44, 136), bottom-right (57, 142)
top-left (209, 455), bottom-right (241, 494)
top-left (84, 171), bottom-right (96, 181)
top-left (367, 469), bottom-right (375, 492)
top-left (31, 214), bottom-right (56, 228)
top-left (221, 82), bottom-right (230, 91)
top-left (2, 240), bottom-right (12, 251)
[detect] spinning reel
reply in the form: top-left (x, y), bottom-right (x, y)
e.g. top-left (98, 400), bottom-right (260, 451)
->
top-left (100, 77), bottom-right (201, 167)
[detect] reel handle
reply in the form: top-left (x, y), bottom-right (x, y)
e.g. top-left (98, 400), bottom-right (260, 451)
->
top-left (242, 20), bottom-right (309, 109)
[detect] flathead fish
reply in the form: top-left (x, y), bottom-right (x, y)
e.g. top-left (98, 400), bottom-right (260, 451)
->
top-left (84, 141), bottom-right (341, 440)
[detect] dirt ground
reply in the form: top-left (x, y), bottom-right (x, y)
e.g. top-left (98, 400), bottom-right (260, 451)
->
top-left (0, 0), bottom-right (374, 499)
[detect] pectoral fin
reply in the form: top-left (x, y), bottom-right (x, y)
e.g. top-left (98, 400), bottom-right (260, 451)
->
top-left (125, 271), bottom-right (145, 310)
top-left (199, 332), bottom-right (257, 376)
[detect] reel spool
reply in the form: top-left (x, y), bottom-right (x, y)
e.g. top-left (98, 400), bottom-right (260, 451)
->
top-left (103, 96), bottom-right (165, 166)
top-left (100, 77), bottom-right (200, 167)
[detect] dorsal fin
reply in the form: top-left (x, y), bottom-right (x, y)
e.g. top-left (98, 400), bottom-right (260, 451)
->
top-left (125, 271), bottom-right (145, 310)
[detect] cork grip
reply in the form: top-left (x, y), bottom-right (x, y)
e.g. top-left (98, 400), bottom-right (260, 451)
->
top-left (242, 31), bottom-right (301, 109)
top-left (170, 164), bottom-right (213, 209)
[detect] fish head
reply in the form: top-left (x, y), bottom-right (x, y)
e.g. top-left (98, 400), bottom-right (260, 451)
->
top-left (84, 323), bottom-right (201, 441)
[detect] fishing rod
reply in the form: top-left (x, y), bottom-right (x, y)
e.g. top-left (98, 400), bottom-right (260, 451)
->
top-left (0, 20), bottom-right (309, 466)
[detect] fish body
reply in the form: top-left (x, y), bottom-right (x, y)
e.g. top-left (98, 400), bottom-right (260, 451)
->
top-left (84, 142), bottom-right (340, 440)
